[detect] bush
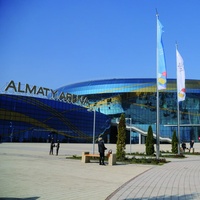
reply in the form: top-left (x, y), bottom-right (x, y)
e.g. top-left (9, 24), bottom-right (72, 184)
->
top-left (171, 130), bottom-right (178, 154)
top-left (129, 157), bottom-right (168, 165)
top-left (145, 125), bottom-right (155, 155)
top-left (116, 114), bottom-right (126, 161)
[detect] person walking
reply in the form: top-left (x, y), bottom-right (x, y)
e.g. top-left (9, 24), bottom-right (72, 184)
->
top-left (190, 140), bottom-right (194, 149)
top-left (49, 138), bottom-right (55, 155)
top-left (56, 140), bottom-right (60, 156)
top-left (181, 142), bottom-right (187, 152)
top-left (98, 137), bottom-right (107, 165)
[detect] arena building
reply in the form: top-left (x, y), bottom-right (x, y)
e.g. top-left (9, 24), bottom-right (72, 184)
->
top-left (0, 78), bottom-right (200, 144)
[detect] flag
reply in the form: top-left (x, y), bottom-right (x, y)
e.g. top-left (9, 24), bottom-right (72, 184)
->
top-left (176, 49), bottom-right (186, 102)
top-left (157, 18), bottom-right (167, 90)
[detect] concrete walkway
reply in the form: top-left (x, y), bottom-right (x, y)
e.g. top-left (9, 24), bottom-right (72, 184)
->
top-left (107, 155), bottom-right (200, 200)
top-left (0, 143), bottom-right (200, 200)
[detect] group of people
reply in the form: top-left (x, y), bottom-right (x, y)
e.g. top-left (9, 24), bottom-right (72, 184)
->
top-left (49, 139), bottom-right (60, 156)
top-left (49, 136), bottom-right (107, 165)
top-left (49, 137), bottom-right (195, 162)
top-left (181, 140), bottom-right (194, 152)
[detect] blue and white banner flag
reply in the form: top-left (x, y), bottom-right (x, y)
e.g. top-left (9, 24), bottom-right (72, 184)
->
top-left (157, 18), bottom-right (167, 90)
top-left (176, 49), bottom-right (186, 102)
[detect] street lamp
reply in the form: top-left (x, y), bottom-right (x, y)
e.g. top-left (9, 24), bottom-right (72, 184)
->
top-left (10, 122), bottom-right (14, 142)
top-left (126, 118), bottom-right (132, 154)
top-left (92, 109), bottom-right (96, 154)
top-left (129, 118), bottom-right (132, 154)
top-left (88, 108), bottom-right (96, 154)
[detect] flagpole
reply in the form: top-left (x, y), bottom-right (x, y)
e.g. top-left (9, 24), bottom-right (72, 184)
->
top-left (156, 77), bottom-right (160, 159)
top-left (177, 94), bottom-right (181, 155)
top-left (156, 12), bottom-right (160, 159)
top-left (155, 11), bottom-right (167, 159)
top-left (176, 43), bottom-right (181, 155)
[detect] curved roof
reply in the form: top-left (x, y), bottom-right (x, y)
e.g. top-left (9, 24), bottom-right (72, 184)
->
top-left (56, 78), bottom-right (200, 95)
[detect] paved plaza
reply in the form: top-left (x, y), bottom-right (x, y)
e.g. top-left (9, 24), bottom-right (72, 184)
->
top-left (0, 142), bottom-right (200, 200)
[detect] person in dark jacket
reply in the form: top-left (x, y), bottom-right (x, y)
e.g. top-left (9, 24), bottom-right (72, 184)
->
top-left (56, 140), bottom-right (60, 156)
top-left (181, 142), bottom-right (187, 152)
top-left (98, 137), bottom-right (107, 165)
top-left (49, 138), bottom-right (55, 155)
top-left (190, 140), bottom-right (194, 149)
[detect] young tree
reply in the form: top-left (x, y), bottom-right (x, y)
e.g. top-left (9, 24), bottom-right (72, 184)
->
top-left (171, 130), bottom-right (178, 154)
top-left (116, 113), bottom-right (126, 160)
top-left (145, 125), bottom-right (155, 155)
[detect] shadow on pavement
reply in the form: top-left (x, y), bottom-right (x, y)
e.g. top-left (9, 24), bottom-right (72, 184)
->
top-left (0, 197), bottom-right (40, 200)
top-left (123, 193), bottom-right (200, 200)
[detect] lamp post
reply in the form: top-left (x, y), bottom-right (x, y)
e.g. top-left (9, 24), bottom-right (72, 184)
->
top-left (129, 118), bottom-right (132, 154)
top-left (87, 108), bottom-right (96, 154)
top-left (126, 118), bottom-right (132, 154)
top-left (92, 109), bottom-right (96, 154)
top-left (10, 122), bottom-right (14, 142)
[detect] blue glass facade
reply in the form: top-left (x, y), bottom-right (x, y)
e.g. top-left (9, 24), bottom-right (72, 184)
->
top-left (0, 94), bottom-right (110, 143)
top-left (1, 78), bottom-right (199, 144)
top-left (56, 78), bottom-right (200, 143)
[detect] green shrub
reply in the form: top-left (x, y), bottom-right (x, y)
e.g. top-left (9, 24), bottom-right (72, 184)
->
top-left (145, 125), bottom-right (155, 155)
top-left (171, 130), bottom-right (178, 154)
top-left (129, 157), bottom-right (168, 165)
top-left (116, 114), bottom-right (126, 161)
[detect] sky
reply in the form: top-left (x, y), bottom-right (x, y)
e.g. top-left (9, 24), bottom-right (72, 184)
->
top-left (0, 0), bottom-right (200, 91)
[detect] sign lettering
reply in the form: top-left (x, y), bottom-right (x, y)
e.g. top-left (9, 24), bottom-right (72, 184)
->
top-left (4, 80), bottom-right (89, 105)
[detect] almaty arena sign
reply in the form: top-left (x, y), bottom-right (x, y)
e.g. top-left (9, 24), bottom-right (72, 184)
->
top-left (4, 80), bottom-right (88, 105)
